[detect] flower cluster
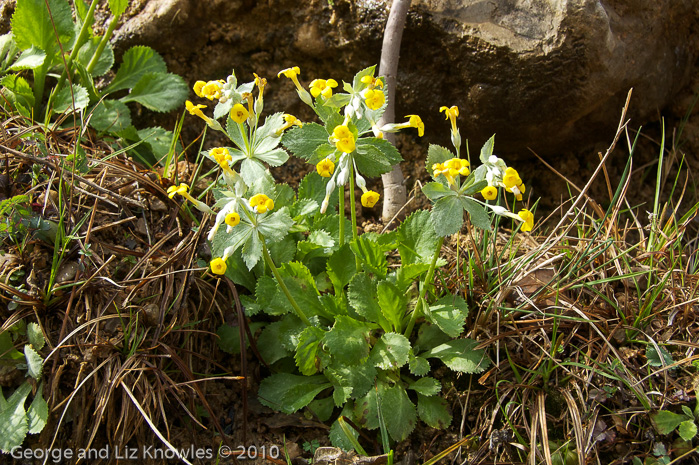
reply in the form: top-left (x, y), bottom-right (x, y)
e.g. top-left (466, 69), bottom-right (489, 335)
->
top-left (432, 158), bottom-right (470, 185)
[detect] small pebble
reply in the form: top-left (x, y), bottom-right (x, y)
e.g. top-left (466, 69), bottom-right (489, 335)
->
top-left (56, 261), bottom-right (80, 283)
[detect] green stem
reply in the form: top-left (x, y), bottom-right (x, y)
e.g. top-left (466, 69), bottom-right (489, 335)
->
top-left (338, 185), bottom-right (345, 247)
top-left (262, 239), bottom-right (312, 326)
top-left (32, 64), bottom-right (48, 118)
top-left (404, 235), bottom-right (444, 338)
top-left (348, 163), bottom-right (361, 271)
top-left (57, 0), bottom-right (99, 91)
top-left (87, 12), bottom-right (120, 74)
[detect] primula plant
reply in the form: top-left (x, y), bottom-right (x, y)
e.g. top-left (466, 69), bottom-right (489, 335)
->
top-left (181, 65), bottom-right (533, 447)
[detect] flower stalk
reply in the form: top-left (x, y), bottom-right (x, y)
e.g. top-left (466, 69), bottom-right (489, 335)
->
top-left (262, 239), bottom-right (312, 326)
top-left (404, 235), bottom-right (444, 338)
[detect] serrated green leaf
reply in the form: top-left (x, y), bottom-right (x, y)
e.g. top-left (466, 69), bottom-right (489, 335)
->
top-left (326, 244), bottom-right (356, 292)
top-left (27, 323), bottom-right (44, 351)
top-left (241, 228), bottom-right (263, 270)
top-left (354, 382), bottom-right (384, 430)
top-left (256, 321), bottom-right (293, 365)
top-left (308, 396), bottom-right (335, 423)
top-left (258, 209), bottom-right (295, 243)
top-left (323, 93), bottom-right (351, 108)
top-left (1, 74), bottom-right (35, 108)
top-left (350, 234), bottom-right (388, 278)
top-left (421, 182), bottom-right (455, 203)
top-left (352, 65), bottom-right (377, 90)
top-left (120, 72), bottom-right (188, 112)
top-left (216, 321), bottom-right (265, 355)
top-left (408, 352), bottom-right (431, 376)
top-left (0, 382), bottom-right (31, 453)
top-left (417, 393), bottom-right (452, 429)
top-left (431, 195), bottom-right (464, 237)
top-left (423, 338), bottom-right (490, 373)
top-left (652, 410), bottom-right (688, 435)
top-left (353, 138), bottom-right (401, 178)
top-left (11, 0), bottom-right (74, 61)
top-left (427, 294), bottom-right (468, 338)
top-left (273, 261), bottom-right (326, 318)
top-left (258, 373), bottom-right (331, 414)
top-left (382, 384), bottom-right (417, 441)
top-left (408, 377), bottom-right (441, 396)
top-left (89, 100), bottom-right (131, 132)
top-left (76, 36), bottom-right (114, 77)
top-left (370, 332), bottom-right (410, 370)
top-left (397, 210), bottom-right (441, 266)
top-left (323, 315), bottom-right (372, 364)
top-left (326, 362), bottom-right (377, 405)
top-left (460, 197), bottom-right (492, 231)
top-left (679, 420), bottom-right (698, 441)
top-left (426, 145), bottom-right (454, 177)
top-left (330, 404), bottom-right (359, 451)
top-left (377, 281), bottom-right (406, 332)
top-left (479, 134), bottom-right (496, 164)
top-left (27, 384), bottom-right (48, 434)
top-left (9, 46), bottom-right (45, 70)
top-left (53, 83), bottom-right (90, 113)
top-left (348, 273), bottom-right (390, 330)
top-left (24, 345), bottom-right (43, 379)
top-left (295, 326), bottom-right (326, 375)
top-left (282, 123), bottom-right (329, 161)
top-left (106, 46), bottom-right (167, 93)
top-left (647, 344), bottom-right (674, 368)
top-left (109, 0), bottom-right (128, 16)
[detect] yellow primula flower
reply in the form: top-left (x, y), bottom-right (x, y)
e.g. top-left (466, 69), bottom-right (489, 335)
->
top-left (310, 78), bottom-right (338, 99)
top-left (316, 158), bottom-right (335, 178)
top-left (364, 88), bottom-right (385, 110)
top-left (361, 190), bottom-right (380, 208)
top-left (518, 209), bottom-right (534, 232)
top-left (332, 125), bottom-right (356, 153)
top-left (432, 162), bottom-right (445, 178)
top-left (210, 147), bottom-right (231, 167)
top-left (406, 115), bottom-right (424, 137)
top-left (201, 80), bottom-right (224, 100)
top-left (249, 193), bottom-right (275, 214)
top-left (193, 80), bottom-right (207, 98)
top-left (360, 75), bottom-right (384, 89)
top-left (230, 103), bottom-right (249, 124)
top-left (186, 100), bottom-right (207, 119)
top-left (481, 185), bottom-right (498, 200)
top-left (440, 105), bottom-right (459, 133)
top-left (502, 167), bottom-right (526, 201)
top-left (167, 183), bottom-right (189, 199)
top-left (225, 212), bottom-right (241, 227)
top-left (276, 114), bottom-right (303, 135)
top-left (278, 66), bottom-right (313, 105)
top-left (210, 257), bottom-right (227, 275)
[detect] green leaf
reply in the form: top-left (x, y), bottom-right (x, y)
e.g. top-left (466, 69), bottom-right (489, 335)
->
top-left (323, 315), bottom-right (372, 365)
top-left (354, 383), bottom-right (384, 430)
top-left (9, 46), bottom-right (45, 70)
top-left (258, 208), bottom-right (295, 244)
top-left (282, 123), bottom-right (328, 161)
top-left (296, 326), bottom-right (327, 375)
top-left (76, 36), bottom-right (114, 77)
top-left (647, 344), bottom-right (674, 368)
top-left (216, 321), bottom-right (265, 354)
top-left (421, 181), bottom-right (456, 202)
top-left (256, 321), bottom-right (293, 364)
top-left (426, 145), bottom-right (454, 177)
top-left (370, 332), bottom-right (410, 370)
top-left (137, 126), bottom-right (178, 165)
top-left (89, 100), bottom-right (132, 132)
top-left (396, 210), bottom-right (440, 266)
top-left (275, 261), bottom-right (325, 317)
top-left (53, 84), bottom-right (90, 113)
top-left (326, 363), bottom-right (377, 404)
top-left (652, 410), bottom-right (688, 435)
top-left (0, 382), bottom-right (31, 453)
top-left (105, 46), bottom-right (167, 93)
top-left (377, 281), bottom-right (406, 332)
top-left (27, 323), bottom-right (44, 350)
top-left (479, 134), bottom-right (496, 164)
top-left (354, 138), bottom-right (402, 178)
top-left (431, 195), bottom-right (464, 237)
top-left (255, 148), bottom-right (289, 167)
top-left (408, 352), bottom-right (431, 376)
top-left (348, 273), bottom-right (390, 330)
top-left (308, 396), bottom-right (335, 423)
top-left (408, 377), bottom-right (441, 396)
top-left (459, 197), bottom-right (491, 231)
top-left (350, 234), bottom-right (388, 278)
top-left (330, 404), bottom-right (359, 451)
top-left (352, 65), bottom-right (377, 90)
top-left (417, 393), bottom-right (452, 429)
top-left (423, 338), bottom-right (490, 373)
top-left (298, 171), bottom-right (338, 211)
top-left (24, 345), bottom-right (43, 379)
top-left (382, 384), bottom-right (417, 441)
top-left (27, 384), bottom-right (48, 434)
top-left (327, 244), bottom-right (356, 292)
top-left (258, 373), bottom-right (331, 414)
top-left (120, 72), bottom-right (188, 112)
top-left (1, 74), bottom-right (35, 109)
top-left (109, 0), bottom-right (129, 16)
top-left (11, 0), bottom-right (74, 61)
top-left (427, 294), bottom-right (469, 338)
top-left (678, 420), bottom-right (698, 441)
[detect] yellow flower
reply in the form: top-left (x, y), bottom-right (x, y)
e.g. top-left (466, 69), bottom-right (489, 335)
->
top-left (193, 80), bottom-right (207, 98)
top-left (210, 257), bottom-right (227, 275)
top-left (440, 105), bottom-right (459, 132)
top-left (364, 89), bottom-right (385, 110)
top-left (278, 66), bottom-right (303, 90)
top-left (249, 193), bottom-right (275, 214)
top-left (225, 212), bottom-right (241, 227)
top-left (201, 80), bottom-right (224, 100)
top-left (502, 167), bottom-right (526, 201)
top-left (481, 185), bottom-right (498, 200)
top-left (310, 79), bottom-right (338, 98)
top-left (316, 158), bottom-right (335, 177)
top-left (360, 75), bottom-right (383, 89)
top-left (518, 209), bottom-right (534, 232)
top-left (361, 190), bottom-right (380, 208)
top-left (167, 183), bottom-right (189, 199)
top-left (230, 103), bottom-right (249, 123)
top-left (210, 147), bottom-right (231, 167)
top-left (332, 125), bottom-right (356, 153)
top-left (406, 115), bottom-right (424, 137)
top-left (432, 162), bottom-right (445, 178)
top-left (186, 100), bottom-right (207, 118)
top-left (277, 114), bottom-right (304, 135)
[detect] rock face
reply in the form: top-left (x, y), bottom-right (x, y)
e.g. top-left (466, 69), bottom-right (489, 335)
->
top-left (2, 0), bottom-right (698, 155)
